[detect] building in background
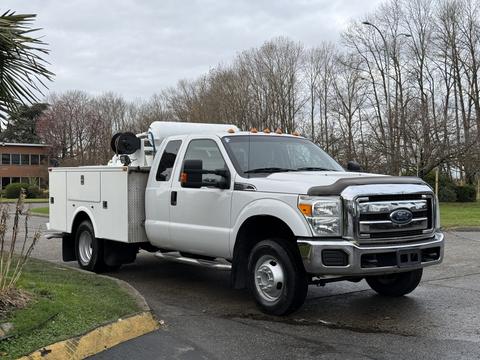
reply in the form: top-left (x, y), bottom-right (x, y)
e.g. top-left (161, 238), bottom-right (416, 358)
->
top-left (0, 143), bottom-right (50, 189)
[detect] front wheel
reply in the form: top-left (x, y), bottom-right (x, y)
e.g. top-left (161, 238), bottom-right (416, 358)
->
top-left (366, 269), bottom-right (423, 297)
top-left (248, 239), bottom-right (308, 316)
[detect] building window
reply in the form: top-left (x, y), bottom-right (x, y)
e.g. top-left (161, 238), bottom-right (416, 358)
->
top-left (31, 154), bottom-right (39, 165)
top-left (20, 177), bottom-right (29, 184)
top-left (2, 177), bottom-right (10, 189)
top-left (11, 154), bottom-right (20, 165)
top-left (11, 177), bottom-right (20, 183)
top-left (21, 154), bottom-right (30, 165)
top-left (40, 155), bottom-right (48, 165)
top-left (1, 154), bottom-right (10, 165)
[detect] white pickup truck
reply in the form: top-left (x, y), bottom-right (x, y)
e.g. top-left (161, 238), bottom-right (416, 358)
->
top-left (48, 122), bottom-right (444, 315)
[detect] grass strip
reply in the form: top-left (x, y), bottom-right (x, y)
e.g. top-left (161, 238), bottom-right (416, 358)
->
top-left (29, 207), bottom-right (49, 215)
top-left (440, 201), bottom-right (480, 229)
top-left (0, 199), bottom-right (48, 204)
top-left (0, 258), bottom-right (141, 359)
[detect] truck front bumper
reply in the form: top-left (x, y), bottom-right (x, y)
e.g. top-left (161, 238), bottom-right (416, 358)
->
top-left (297, 232), bottom-right (444, 276)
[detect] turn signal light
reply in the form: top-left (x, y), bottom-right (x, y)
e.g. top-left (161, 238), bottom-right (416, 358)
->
top-left (180, 172), bottom-right (188, 183)
top-left (227, 128), bottom-right (235, 133)
top-left (298, 203), bottom-right (312, 217)
top-left (275, 128), bottom-right (282, 134)
top-left (263, 128), bottom-right (271, 133)
top-left (250, 128), bottom-right (258, 133)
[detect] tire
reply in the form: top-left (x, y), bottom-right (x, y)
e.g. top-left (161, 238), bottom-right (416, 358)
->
top-left (248, 239), bottom-right (308, 316)
top-left (366, 269), bottom-right (423, 297)
top-left (74, 220), bottom-right (114, 272)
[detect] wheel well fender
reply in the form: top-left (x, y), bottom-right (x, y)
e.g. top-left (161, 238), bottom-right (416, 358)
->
top-left (63, 209), bottom-right (95, 262)
top-left (230, 214), bottom-right (305, 290)
top-left (69, 207), bottom-right (97, 236)
top-left (230, 198), bottom-right (311, 253)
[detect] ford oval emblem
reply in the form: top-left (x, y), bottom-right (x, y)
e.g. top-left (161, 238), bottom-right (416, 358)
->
top-left (390, 209), bottom-right (413, 225)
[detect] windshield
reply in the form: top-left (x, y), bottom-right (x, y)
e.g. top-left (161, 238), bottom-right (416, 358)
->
top-left (222, 135), bottom-right (344, 176)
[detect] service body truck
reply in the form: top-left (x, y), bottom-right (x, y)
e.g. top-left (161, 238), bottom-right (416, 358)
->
top-left (48, 122), bottom-right (444, 315)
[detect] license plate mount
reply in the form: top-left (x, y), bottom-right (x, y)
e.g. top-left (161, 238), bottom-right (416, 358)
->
top-left (396, 249), bottom-right (421, 268)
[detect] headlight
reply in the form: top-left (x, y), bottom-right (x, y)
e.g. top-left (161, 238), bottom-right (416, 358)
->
top-left (298, 196), bottom-right (342, 237)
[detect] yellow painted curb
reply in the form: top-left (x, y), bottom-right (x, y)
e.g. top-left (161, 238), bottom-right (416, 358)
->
top-left (20, 311), bottom-right (159, 360)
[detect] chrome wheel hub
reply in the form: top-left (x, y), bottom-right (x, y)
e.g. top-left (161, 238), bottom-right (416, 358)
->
top-left (254, 255), bottom-right (285, 302)
top-left (78, 231), bottom-right (93, 266)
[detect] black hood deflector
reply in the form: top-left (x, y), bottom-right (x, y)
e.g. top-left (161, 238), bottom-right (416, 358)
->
top-left (307, 176), bottom-right (429, 196)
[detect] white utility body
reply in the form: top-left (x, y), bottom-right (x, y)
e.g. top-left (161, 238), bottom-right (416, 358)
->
top-left (48, 121), bottom-right (444, 315)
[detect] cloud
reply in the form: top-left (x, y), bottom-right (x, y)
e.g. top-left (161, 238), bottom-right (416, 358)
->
top-left (3, 0), bottom-right (383, 99)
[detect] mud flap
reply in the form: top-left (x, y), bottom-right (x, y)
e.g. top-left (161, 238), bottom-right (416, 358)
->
top-left (103, 240), bottom-right (138, 266)
top-left (62, 234), bottom-right (76, 261)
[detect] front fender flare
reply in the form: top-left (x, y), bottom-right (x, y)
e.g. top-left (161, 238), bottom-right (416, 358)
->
top-left (230, 198), bottom-right (311, 254)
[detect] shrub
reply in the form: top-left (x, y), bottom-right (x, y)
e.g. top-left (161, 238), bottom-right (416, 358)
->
top-left (4, 183), bottom-right (41, 199)
top-left (5, 183), bottom-right (30, 199)
top-left (423, 171), bottom-right (456, 190)
top-left (455, 185), bottom-right (477, 202)
top-left (26, 185), bottom-right (41, 199)
top-left (438, 186), bottom-right (457, 202)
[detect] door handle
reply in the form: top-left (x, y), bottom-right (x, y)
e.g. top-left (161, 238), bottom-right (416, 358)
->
top-left (171, 191), bottom-right (177, 206)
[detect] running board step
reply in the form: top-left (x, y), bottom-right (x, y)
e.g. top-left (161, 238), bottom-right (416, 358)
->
top-left (155, 251), bottom-right (232, 270)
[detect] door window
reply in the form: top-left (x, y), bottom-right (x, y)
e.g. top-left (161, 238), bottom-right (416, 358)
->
top-left (156, 140), bottom-right (182, 181)
top-left (182, 139), bottom-right (228, 185)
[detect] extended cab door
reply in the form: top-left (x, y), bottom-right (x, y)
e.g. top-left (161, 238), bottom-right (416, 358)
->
top-left (169, 137), bottom-right (233, 258)
top-left (145, 138), bottom-right (183, 248)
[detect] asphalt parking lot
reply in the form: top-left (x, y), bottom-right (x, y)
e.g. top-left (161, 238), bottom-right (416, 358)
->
top-left (19, 214), bottom-right (480, 359)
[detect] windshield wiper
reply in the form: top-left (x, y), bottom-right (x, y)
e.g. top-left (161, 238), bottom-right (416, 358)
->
top-left (295, 166), bottom-right (338, 172)
top-left (244, 167), bottom-right (297, 174)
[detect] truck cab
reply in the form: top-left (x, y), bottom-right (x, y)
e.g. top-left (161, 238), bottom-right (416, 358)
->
top-left (48, 122), bottom-right (444, 315)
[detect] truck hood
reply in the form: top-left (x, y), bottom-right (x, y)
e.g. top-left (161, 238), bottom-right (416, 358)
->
top-left (242, 171), bottom-right (386, 195)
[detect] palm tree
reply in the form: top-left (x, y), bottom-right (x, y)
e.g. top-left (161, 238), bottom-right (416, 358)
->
top-left (0, 11), bottom-right (53, 123)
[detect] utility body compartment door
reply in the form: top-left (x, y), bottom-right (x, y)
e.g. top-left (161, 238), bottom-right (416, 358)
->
top-left (49, 170), bottom-right (67, 232)
top-left (67, 171), bottom-right (101, 202)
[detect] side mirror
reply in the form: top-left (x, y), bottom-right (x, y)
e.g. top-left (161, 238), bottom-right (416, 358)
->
top-left (347, 160), bottom-right (362, 172)
top-left (181, 159), bottom-right (230, 189)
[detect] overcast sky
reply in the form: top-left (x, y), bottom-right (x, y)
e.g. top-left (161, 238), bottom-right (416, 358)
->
top-left (4, 0), bottom-right (383, 100)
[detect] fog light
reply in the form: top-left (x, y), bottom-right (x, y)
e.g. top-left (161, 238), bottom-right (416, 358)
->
top-left (322, 250), bottom-right (348, 267)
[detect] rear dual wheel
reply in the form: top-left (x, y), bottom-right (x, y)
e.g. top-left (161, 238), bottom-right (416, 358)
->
top-left (75, 220), bottom-right (119, 272)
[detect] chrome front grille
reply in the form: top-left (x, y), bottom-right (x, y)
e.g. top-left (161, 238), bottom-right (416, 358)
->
top-left (356, 195), bottom-right (434, 244)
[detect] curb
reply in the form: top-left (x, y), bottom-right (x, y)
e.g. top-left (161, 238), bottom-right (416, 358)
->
top-left (28, 213), bottom-right (49, 218)
top-left (19, 263), bottom-right (160, 359)
top-left (444, 227), bottom-right (480, 232)
top-left (19, 312), bottom-right (159, 360)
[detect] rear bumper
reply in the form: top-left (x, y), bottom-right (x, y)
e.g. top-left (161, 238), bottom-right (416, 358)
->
top-left (297, 232), bottom-right (444, 276)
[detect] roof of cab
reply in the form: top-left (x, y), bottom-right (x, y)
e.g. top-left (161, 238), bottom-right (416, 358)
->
top-left (216, 131), bottom-right (304, 139)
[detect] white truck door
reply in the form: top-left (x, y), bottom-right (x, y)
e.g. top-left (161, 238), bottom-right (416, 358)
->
top-left (145, 139), bottom-right (183, 248)
top-left (169, 138), bottom-right (233, 258)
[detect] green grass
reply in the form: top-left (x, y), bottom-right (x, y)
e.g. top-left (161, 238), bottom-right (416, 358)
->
top-left (0, 198), bottom-right (48, 203)
top-left (439, 201), bottom-right (480, 229)
top-left (0, 259), bottom-right (141, 359)
top-left (29, 206), bottom-right (49, 215)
